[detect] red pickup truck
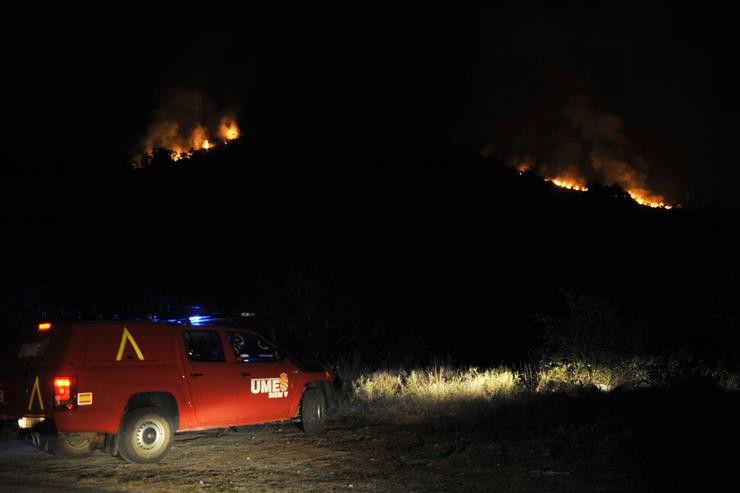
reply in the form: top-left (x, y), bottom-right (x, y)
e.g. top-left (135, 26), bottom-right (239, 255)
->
top-left (0, 320), bottom-right (335, 463)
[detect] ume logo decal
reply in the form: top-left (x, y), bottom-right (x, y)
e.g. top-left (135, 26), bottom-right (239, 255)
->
top-left (251, 372), bottom-right (289, 398)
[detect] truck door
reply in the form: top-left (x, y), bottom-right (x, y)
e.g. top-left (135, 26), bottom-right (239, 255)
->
top-left (225, 331), bottom-right (297, 422)
top-left (182, 330), bottom-right (239, 426)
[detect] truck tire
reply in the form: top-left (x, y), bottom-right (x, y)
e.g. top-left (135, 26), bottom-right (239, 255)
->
top-left (118, 407), bottom-right (174, 464)
top-left (300, 388), bottom-right (327, 434)
top-left (48, 433), bottom-right (96, 458)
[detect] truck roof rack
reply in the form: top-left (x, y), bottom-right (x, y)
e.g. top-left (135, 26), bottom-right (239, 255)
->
top-left (36, 306), bottom-right (258, 327)
top-left (147, 311), bottom-right (256, 326)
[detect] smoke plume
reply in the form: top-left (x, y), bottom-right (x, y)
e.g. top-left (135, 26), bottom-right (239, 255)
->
top-left (488, 95), bottom-right (670, 207)
top-left (132, 89), bottom-right (240, 166)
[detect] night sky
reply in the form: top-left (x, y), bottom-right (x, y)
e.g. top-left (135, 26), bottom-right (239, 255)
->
top-left (8, 6), bottom-right (739, 202)
top-left (2, 6), bottom-right (739, 358)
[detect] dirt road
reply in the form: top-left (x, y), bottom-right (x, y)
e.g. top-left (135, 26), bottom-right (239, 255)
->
top-left (0, 417), bottom-right (626, 493)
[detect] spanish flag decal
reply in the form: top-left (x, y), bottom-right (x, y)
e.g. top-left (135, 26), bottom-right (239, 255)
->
top-left (77, 392), bottom-right (93, 406)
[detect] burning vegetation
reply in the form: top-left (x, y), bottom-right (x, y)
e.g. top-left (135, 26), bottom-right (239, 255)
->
top-left (218, 116), bottom-right (240, 142)
top-left (495, 96), bottom-right (674, 209)
top-left (130, 90), bottom-right (242, 167)
top-left (131, 91), bottom-right (670, 209)
top-left (516, 162), bottom-right (672, 209)
top-left (545, 176), bottom-right (589, 192)
top-left (134, 115), bottom-right (240, 165)
top-left (529, 168), bottom-right (673, 209)
top-left (514, 158), bottom-right (673, 209)
top-left (541, 167), bottom-right (672, 209)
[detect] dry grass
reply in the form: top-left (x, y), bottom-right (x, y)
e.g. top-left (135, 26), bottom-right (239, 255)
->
top-left (337, 365), bottom-right (520, 418)
top-left (335, 357), bottom-right (740, 419)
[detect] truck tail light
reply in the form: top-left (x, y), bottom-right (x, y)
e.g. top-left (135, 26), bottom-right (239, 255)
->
top-left (54, 376), bottom-right (78, 411)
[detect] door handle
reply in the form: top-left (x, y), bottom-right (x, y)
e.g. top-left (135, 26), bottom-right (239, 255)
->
top-left (240, 372), bottom-right (252, 377)
top-left (190, 372), bottom-right (204, 377)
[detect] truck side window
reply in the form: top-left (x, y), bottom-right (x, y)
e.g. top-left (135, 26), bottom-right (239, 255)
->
top-left (227, 332), bottom-right (278, 363)
top-left (183, 331), bottom-right (225, 362)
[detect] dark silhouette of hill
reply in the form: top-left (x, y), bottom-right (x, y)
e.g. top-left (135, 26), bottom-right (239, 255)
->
top-left (1, 136), bottom-right (738, 365)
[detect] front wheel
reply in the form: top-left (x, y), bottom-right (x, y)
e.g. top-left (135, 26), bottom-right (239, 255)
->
top-left (48, 433), bottom-right (97, 458)
top-left (118, 407), bottom-right (174, 463)
top-left (300, 388), bottom-right (327, 434)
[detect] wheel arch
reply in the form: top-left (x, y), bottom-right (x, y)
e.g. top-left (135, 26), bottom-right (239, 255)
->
top-left (122, 392), bottom-right (179, 431)
top-left (301, 380), bottom-right (336, 411)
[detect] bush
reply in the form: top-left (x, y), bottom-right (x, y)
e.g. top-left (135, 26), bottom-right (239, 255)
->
top-left (538, 286), bottom-right (627, 364)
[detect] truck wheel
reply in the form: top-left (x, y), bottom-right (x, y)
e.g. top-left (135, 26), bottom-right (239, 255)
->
top-left (300, 388), bottom-right (327, 434)
top-left (48, 433), bottom-right (96, 458)
top-left (118, 407), bottom-right (173, 463)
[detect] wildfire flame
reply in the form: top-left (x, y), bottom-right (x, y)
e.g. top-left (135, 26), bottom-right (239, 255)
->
top-left (218, 116), bottom-right (240, 142)
top-left (492, 97), bottom-right (674, 210)
top-left (137, 116), bottom-right (241, 166)
top-left (546, 176), bottom-right (589, 192)
top-left (509, 164), bottom-right (673, 209)
top-left (626, 188), bottom-right (672, 209)
top-left (190, 124), bottom-right (210, 151)
top-left (167, 144), bottom-right (192, 162)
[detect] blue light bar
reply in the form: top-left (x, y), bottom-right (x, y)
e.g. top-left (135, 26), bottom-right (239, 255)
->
top-left (188, 315), bottom-right (213, 326)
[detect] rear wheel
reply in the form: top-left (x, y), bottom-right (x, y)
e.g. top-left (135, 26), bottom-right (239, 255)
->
top-left (118, 407), bottom-right (174, 463)
top-left (48, 433), bottom-right (97, 458)
top-left (300, 388), bottom-right (327, 434)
